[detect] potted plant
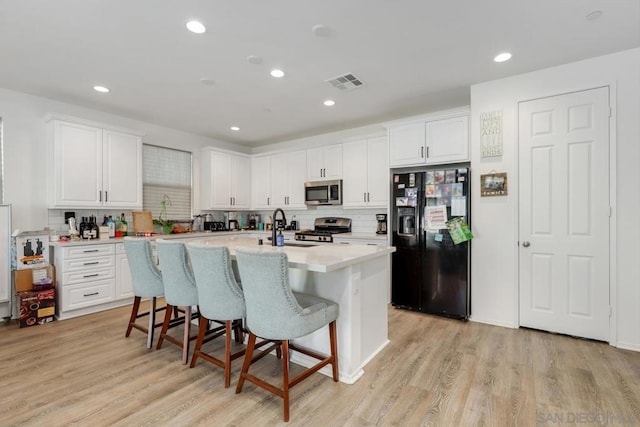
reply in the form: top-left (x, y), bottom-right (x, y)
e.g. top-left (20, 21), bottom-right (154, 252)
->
top-left (153, 195), bottom-right (174, 234)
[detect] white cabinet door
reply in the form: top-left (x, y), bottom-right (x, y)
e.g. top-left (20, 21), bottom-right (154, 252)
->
top-left (366, 136), bottom-right (389, 207)
top-left (425, 115), bottom-right (469, 164)
top-left (53, 121), bottom-right (103, 207)
top-left (389, 122), bottom-right (425, 167)
top-left (286, 150), bottom-right (308, 208)
top-left (322, 144), bottom-right (343, 180)
top-left (270, 153), bottom-right (289, 207)
top-left (231, 154), bottom-right (251, 209)
top-left (343, 137), bottom-right (388, 208)
top-left (115, 252), bottom-right (134, 299)
top-left (342, 140), bottom-right (369, 207)
top-left (252, 156), bottom-right (272, 209)
top-left (307, 144), bottom-right (342, 180)
top-left (102, 130), bottom-right (142, 207)
top-left (203, 151), bottom-right (231, 209)
top-left (51, 120), bottom-right (143, 209)
top-left (202, 150), bottom-right (250, 210)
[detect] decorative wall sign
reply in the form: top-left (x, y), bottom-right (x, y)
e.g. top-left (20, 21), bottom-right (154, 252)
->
top-left (480, 172), bottom-right (508, 197)
top-left (480, 110), bottom-right (503, 157)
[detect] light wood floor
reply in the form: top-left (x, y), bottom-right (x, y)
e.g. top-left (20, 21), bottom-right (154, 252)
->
top-left (2, 303), bottom-right (640, 426)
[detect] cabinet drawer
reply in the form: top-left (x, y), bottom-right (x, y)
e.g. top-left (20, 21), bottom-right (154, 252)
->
top-left (62, 279), bottom-right (115, 311)
top-left (64, 244), bottom-right (115, 259)
top-left (63, 255), bottom-right (114, 273)
top-left (63, 266), bottom-right (115, 285)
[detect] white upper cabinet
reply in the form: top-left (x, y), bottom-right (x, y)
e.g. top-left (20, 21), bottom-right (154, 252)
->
top-left (342, 136), bottom-right (389, 208)
top-left (201, 149), bottom-right (251, 210)
top-left (251, 156), bottom-right (272, 210)
top-left (388, 122), bottom-right (426, 167)
top-left (50, 119), bottom-right (142, 208)
top-left (425, 115), bottom-right (469, 164)
top-left (388, 110), bottom-right (469, 167)
top-left (252, 150), bottom-right (307, 210)
top-left (307, 144), bottom-right (342, 180)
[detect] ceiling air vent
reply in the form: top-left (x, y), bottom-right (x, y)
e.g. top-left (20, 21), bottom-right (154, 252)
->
top-left (326, 73), bottom-right (365, 91)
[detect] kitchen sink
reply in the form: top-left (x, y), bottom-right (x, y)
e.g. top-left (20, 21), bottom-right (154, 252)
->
top-left (283, 242), bottom-right (318, 248)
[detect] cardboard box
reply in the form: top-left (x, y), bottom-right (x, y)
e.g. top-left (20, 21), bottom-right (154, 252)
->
top-left (14, 265), bottom-right (55, 292)
top-left (18, 288), bottom-right (55, 328)
top-left (13, 231), bottom-right (50, 270)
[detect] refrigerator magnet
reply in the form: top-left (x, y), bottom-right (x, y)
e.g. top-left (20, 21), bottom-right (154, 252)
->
top-left (434, 233), bottom-right (444, 242)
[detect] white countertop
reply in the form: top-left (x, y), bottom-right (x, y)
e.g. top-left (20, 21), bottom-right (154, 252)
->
top-left (49, 230), bottom-right (389, 247)
top-left (185, 237), bottom-right (395, 273)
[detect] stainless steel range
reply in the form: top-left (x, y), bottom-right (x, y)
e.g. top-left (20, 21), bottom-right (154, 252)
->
top-left (294, 217), bottom-right (351, 243)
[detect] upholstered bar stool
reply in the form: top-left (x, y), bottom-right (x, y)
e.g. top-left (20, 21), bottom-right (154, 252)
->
top-left (235, 247), bottom-right (339, 422)
top-left (123, 237), bottom-right (167, 348)
top-left (155, 239), bottom-right (200, 364)
top-left (186, 243), bottom-right (247, 387)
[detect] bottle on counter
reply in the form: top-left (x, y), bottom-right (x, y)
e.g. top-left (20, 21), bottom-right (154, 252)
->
top-left (119, 213), bottom-right (128, 236)
top-left (79, 217), bottom-right (88, 239)
top-left (277, 230), bottom-right (285, 247)
top-left (107, 215), bottom-right (115, 238)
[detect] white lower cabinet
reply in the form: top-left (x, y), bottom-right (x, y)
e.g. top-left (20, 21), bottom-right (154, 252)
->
top-left (115, 243), bottom-right (134, 299)
top-left (53, 242), bottom-right (133, 319)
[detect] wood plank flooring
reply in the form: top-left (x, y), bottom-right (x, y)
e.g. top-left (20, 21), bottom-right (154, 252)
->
top-left (1, 303), bottom-right (640, 426)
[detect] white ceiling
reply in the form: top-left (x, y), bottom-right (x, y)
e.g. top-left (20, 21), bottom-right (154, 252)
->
top-left (0, 1), bottom-right (638, 147)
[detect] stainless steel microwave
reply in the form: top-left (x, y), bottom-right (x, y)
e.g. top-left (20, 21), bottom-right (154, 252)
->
top-left (304, 179), bottom-right (342, 205)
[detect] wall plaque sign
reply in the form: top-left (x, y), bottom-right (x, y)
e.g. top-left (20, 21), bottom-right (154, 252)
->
top-left (480, 110), bottom-right (503, 157)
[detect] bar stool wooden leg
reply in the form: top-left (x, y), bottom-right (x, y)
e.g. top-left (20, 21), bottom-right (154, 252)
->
top-left (146, 297), bottom-right (157, 349)
top-left (182, 306), bottom-right (192, 364)
top-left (282, 340), bottom-right (290, 422)
top-left (156, 304), bottom-right (173, 349)
top-left (190, 316), bottom-right (208, 368)
top-left (126, 296), bottom-right (142, 337)
top-left (224, 321), bottom-right (232, 388)
top-left (235, 332), bottom-right (257, 393)
top-left (329, 321), bottom-right (338, 381)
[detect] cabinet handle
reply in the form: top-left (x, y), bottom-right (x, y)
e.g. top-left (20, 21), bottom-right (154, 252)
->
top-left (426, 146), bottom-right (429, 158)
top-left (421, 147), bottom-right (424, 158)
top-left (83, 273), bottom-right (100, 278)
top-left (105, 191), bottom-right (108, 202)
top-left (367, 192), bottom-right (370, 202)
top-left (83, 261), bottom-right (100, 265)
top-left (363, 192), bottom-right (366, 202)
top-left (267, 197), bottom-right (270, 206)
top-left (83, 249), bottom-right (100, 253)
top-left (83, 292), bottom-right (99, 297)
top-left (99, 191), bottom-right (102, 202)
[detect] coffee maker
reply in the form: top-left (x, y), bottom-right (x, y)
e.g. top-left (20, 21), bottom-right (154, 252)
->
top-left (376, 213), bottom-right (387, 234)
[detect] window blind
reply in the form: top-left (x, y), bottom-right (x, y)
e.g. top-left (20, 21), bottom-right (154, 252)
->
top-left (143, 144), bottom-right (192, 220)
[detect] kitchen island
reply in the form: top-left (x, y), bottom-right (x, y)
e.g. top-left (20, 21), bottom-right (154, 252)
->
top-left (189, 236), bottom-right (395, 384)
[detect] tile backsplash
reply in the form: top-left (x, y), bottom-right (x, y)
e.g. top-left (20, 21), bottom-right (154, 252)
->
top-left (48, 207), bottom-right (387, 235)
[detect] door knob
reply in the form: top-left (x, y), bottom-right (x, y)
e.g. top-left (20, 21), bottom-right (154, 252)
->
top-left (522, 241), bottom-right (530, 247)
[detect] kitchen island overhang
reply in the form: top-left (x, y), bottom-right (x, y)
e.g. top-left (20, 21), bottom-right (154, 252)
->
top-left (188, 237), bottom-right (395, 384)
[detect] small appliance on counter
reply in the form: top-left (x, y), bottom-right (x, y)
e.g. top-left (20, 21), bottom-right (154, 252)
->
top-left (248, 214), bottom-right (260, 230)
top-left (223, 212), bottom-right (240, 230)
top-left (294, 217), bottom-right (351, 243)
top-left (376, 213), bottom-right (387, 234)
top-left (203, 221), bottom-right (228, 232)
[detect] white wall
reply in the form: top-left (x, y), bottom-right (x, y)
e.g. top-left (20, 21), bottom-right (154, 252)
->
top-left (469, 48), bottom-right (640, 350)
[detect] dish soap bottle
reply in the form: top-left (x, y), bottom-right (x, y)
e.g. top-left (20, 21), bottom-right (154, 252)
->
top-left (277, 230), bottom-right (285, 247)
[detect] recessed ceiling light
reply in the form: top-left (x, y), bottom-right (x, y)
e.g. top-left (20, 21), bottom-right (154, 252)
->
top-left (323, 100), bottom-right (336, 106)
top-left (494, 52), bottom-right (512, 63)
top-left (93, 85), bottom-right (109, 93)
top-left (186, 20), bottom-right (206, 34)
top-left (200, 78), bottom-right (215, 86)
top-left (230, 126), bottom-right (240, 131)
top-left (586, 10), bottom-right (603, 21)
top-left (270, 69), bottom-right (285, 78)
top-left (247, 55), bottom-right (263, 65)
top-left (312, 24), bottom-right (331, 37)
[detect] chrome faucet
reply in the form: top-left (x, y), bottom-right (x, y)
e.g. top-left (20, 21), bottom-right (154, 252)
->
top-left (271, 208), bottom-right (287, 246)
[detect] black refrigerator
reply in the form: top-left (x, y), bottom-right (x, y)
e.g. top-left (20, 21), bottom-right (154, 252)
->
top-left (391, 166), bottom-right (471, 319)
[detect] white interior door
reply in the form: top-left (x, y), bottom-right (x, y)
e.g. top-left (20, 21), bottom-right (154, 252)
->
top-left (519, 87), bottom-right (610, 341)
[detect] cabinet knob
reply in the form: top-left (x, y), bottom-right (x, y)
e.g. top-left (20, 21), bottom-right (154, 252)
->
top-left (522, 241), bottom-right (531, 248)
